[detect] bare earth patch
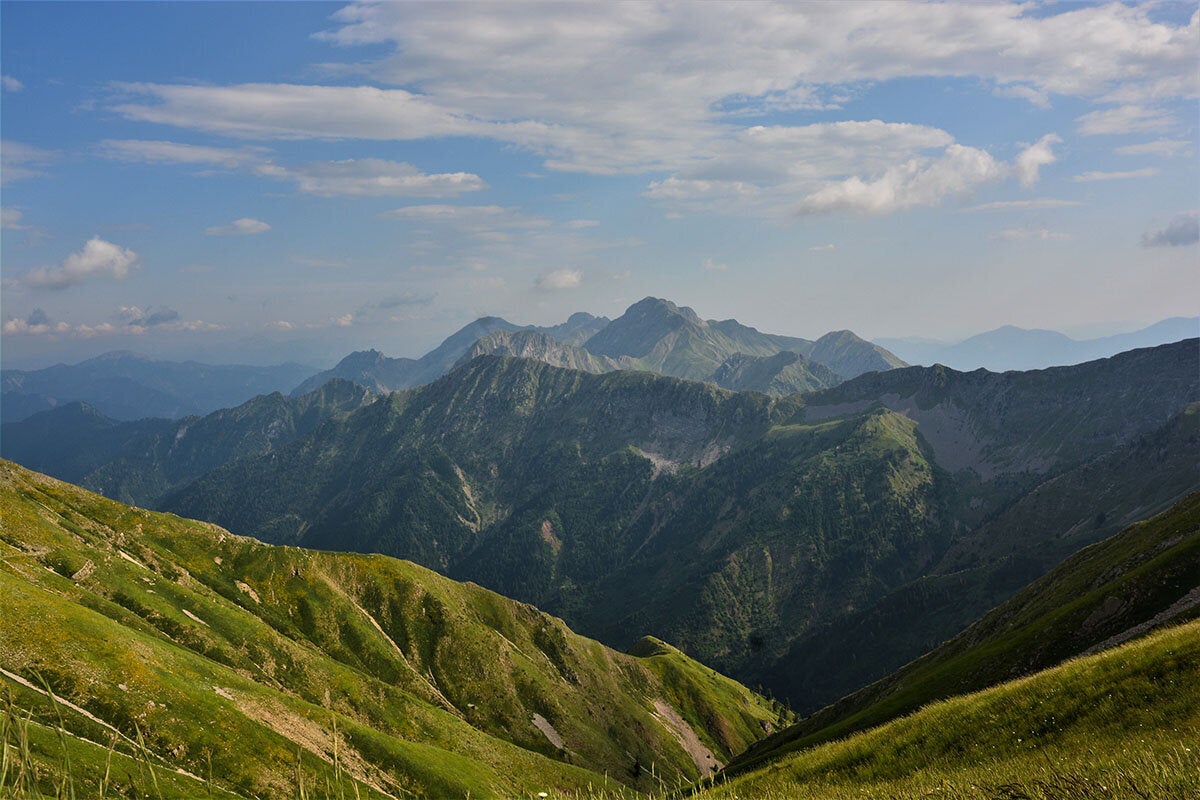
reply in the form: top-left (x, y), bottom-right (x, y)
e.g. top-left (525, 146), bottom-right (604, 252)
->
top-left (652, 699), bottom-right (721, 774)
top-left (532, 712), bottom-right (565, 749)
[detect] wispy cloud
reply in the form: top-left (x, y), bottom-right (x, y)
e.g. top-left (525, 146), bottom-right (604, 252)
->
top-left (1, 75), bottom-right (23, 92)
top-left (1, 140), bottom-right (58, 184)
top-left (205, 218), bottom-right (271, 236)
top-left (702, 258), bottom-right (728, 272)
top-left (256, 159), bottom-right (485, 197)
top-left (1076, 105), bottom-right (1175, 136)
top-left (961, 198), bottom-right (1082, 212)
top-left (101, 139), bottom-right (486, 198)
top-left (1114, 140), bottom-right (1190, 158)
top-left (1073, 168), bottom-right (1159, 183)
top-left (993, 228), bottom-right (1071, 241)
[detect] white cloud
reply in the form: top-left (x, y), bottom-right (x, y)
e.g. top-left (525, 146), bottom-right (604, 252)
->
top-left (259, 159), bottom-right (486, 197)
top-left (1, 139), bottom-right (58, 183)
top-left (99, 138), bottom-right (265, 167)
top-left (962, 198), bottom-right (1082, 212)
top-left (108, 4), bottom-right (1196, 175)
top-left (536, 268), bottom-right (583, 290)
top-left (1114, 140), bottom-right (1191, 158)
top-left (205, 217), bottom-right (271, 236)
top-left (101, 139), bottom-right (485, 198)
top-left (809, 243), bottom-right (836, 252)
top-left (19, 237), bottom-right (140, 289)
top-left (796, 144), bottom-right (1006, 215)
top-left (116, 305), bottom-right (181, 327)
top-left (111, 82), bottom-right (474, 141)
top-left (1076, 105), bottom-right (1176, 136)
top-left (382, 204), bottom-right (550, 234)
top-left (563, 219), bottom-right (600, 229)
top-left (994, 84), bottom-right (1050, 109)
top-left (1, 75), bottom-right (23, 92)
top-left (1073, 168), bottom-right (1160, 183)
top-left (1, 207), bottom-right (27, 230)
top-left (993, 228), bottom-right (1071, 241)
top-left (3, 311), bottom-right (220, 337)
top-left (702, 258), bottom-right (728, 272)
top-left (1014, 134), bottom-right (1060, 188)
top-left (1142, 212), bottom-right (1200, 248)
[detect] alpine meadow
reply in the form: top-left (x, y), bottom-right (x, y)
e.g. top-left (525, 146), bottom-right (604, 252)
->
top-left (1, 2), bottom-right (1197, 799)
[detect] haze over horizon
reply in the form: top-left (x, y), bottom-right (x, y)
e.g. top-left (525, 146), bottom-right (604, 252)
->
top-left (2, 1), bottom-right (1197, 368)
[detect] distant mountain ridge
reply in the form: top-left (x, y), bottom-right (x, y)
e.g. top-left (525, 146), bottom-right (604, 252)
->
top-left (1, 350), bottom-right (318, 422)
top-left (877, 315), bottom-right (1199, 371)
top-left (299, 297), bottom-right (904, 398)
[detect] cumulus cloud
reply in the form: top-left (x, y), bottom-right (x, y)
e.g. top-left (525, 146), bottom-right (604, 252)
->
top-left (1142, 212), bottom-right (1200, 248)
top-left (257, 159), bottom-right (485, 197)
top-left (3, 306), bottom-right (220, 338)
top-left (1076, 105), bottom-right (1175, 136)
top-left (19, 237), bottom-right (140, 289)
top-left (1073, 168), bottom-right (1159, 182)
top-left (1014, 134), bottom-right (1060, 188)
top-left (205, 218), bottom-right (271, 236)
top-left (1, 75), bottom-right (23, 92)
top-left (536, 268), bottom-right (583, 290)
top-left (796, 144), bottom-right (1006, 215)
top-left (118, 305), bottom-right (181, 327)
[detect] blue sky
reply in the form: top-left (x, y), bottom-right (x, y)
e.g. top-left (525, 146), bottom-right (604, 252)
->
top-left (2, 1), bottom-right (1197, 367)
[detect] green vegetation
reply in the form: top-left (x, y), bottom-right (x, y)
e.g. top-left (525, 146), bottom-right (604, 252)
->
top-left (730, 489), bottom-right (1200, 773)
top-left (0, 460), bottom-right (783, 797)
top-left (696, 620), bottom-right (1200, 800)
top-left (5, 339), bottom-right (1197, 718)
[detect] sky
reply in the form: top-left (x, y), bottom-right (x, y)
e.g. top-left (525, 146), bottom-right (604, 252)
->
top-left (1, 1), bottom-right (1197, 368)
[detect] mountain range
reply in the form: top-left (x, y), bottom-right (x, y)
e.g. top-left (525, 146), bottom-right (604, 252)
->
top-left (877, 315), bottom-right (1199, 371)
top-left (1, 351), bottom-right (318, 423)
top-left (296, 297), bottom-right (905, 398)
top-left (7, 337), bottom-right (1196, 714)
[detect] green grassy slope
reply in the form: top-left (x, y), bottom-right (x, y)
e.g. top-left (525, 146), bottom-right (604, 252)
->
top-left (0, 460), bottom-right (783, 797)
top-left (729, 489), bottom-right (1200, 774)
top-left (700, 619), bottom-right (1200, 799)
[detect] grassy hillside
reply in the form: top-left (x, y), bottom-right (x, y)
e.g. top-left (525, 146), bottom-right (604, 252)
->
top-left (697, 620), bottom-right (1200, 799)
top-left (730, 489), bottom-right (1200, 773)
top-left (0, 460), bottom-right (784, 798)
